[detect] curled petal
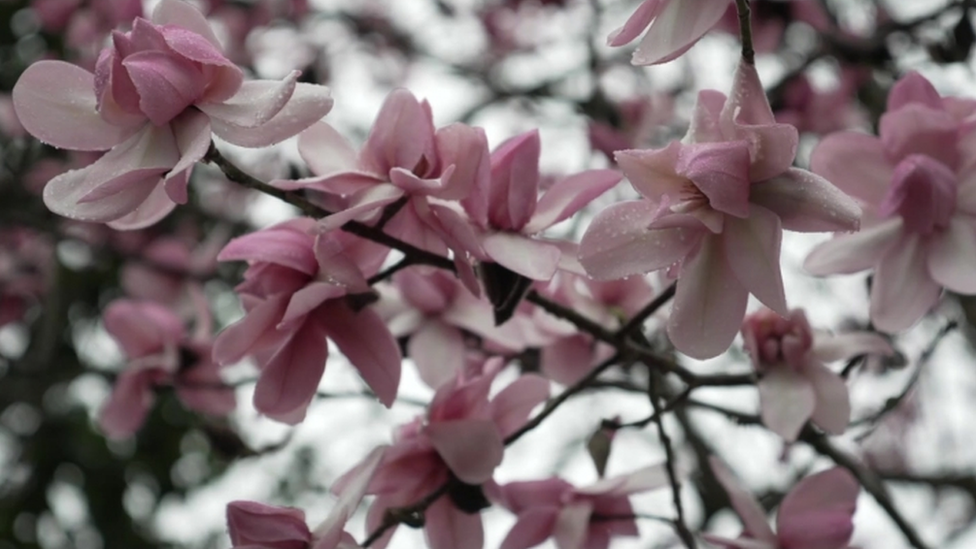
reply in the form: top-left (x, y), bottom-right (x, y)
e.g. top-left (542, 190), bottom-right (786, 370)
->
top-left (750, 169), bottom-right (861, 232)
top-left (198, 72), bottom-right (299, 128)
top-left (631, 0), bottom-right (728, 65)
top-left (607, 0), bottom-right (665, 47)
top-left (210, 83), bottom-right (333, 148)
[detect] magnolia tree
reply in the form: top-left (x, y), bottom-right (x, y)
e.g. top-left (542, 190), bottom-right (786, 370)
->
top-left (2, 0), bottom-right (976, 548)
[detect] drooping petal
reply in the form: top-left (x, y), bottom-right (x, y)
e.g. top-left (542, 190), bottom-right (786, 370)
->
top-left (810, 132), bottom-right (893, 205)
top-left (210, 83), bottom-right (333, 148)
top-left (579, 201), bottom-right (702, 280)
top-left (524, 169), bottom-right (623, 233)
top-left (758, 367), bottom-right (816, 442)
top-left (489, 374), bottom-right (550, 438)
top-left (253, 321), bottom-right (329, 424)
top-left (606, 0), bottom-right (665, 47)
top-left (425, 419), bottom-right (504, 484)
top-left (424, 495), bottom-right (484, 549)
top-left (13, 61), bottom-right (136, 151)
top-left (708, 457), bottom-right (777, 544)
top-left (804, 360), bottom-right (851, 435)
top-left (218, 228), bottom-right (317, 274)
top-left (776, 468), bottom-right (858, 549)
top-left (98, 369), bottom-right (156, 439)
top-left (668, 235), bottom-right (748, 359)
top-left (197, 72), bottom-right (298, 128)
top-left (165, 109), bottom-right (212, 204)
top-left (212, 294), bottom-right (290, 365)
top-left (723, 207), bottom-right (787, 315)
top-left (870, 234), bottom-right (943, 332)
top-left (483, 232), bottom-right (561, 281)
top-left (319, 302), bottom-right (401, 408)
top-left (802, 218), bottom-right (903, 275)
top-left (927, 217), bottom-right (976, 293)
top-left (408, 321), bottom-right (466, 389)
top-left (499, 508), bottom-right (559, 549)
top-left (297, 122), bottom-right (360, 178)
top-left (750, 168), bottom-right (861, 232)
top-left (631, 0), bottom-right (728, 65)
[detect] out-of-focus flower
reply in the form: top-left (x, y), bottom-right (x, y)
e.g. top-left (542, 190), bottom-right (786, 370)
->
top-left (742, 308), bottom-right (893, 441)
top-left (705, 457), bottom-right (859, 549)
top-left (804, 71), bottom-right (976, 332)
top-left (13, 0), bottom-right (332, 229)
top-left (607, 0), bottom-right (731, 65)
top-left (580, 61), bottom-right (860, 359)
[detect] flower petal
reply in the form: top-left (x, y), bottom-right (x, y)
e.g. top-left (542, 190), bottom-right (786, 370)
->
top-left (708, 457), bottom-right (777, 544)
top-left (524, 169), bottom-right (622, 233)
top-left (750, 168), bottom-right (861, 232)
top-left (723, 207), bottom-right (787, 315)
top-left (99, 369), bottom-right (156, 439)
top-left (871, 233), bottom-right (942, 332)
top-left (425, 419), bottom-right (504, 484)
top-left (198, 72), bottom-right (298, 128)
top-left (13, 60), bottom-right (135, 151)
top-left (253, 321), bottom-right (328, 424)
top-left (483, 232), bottom-right (561, 281)
top-left (810, 132), bottom-right (892, 205)
top-left (218, 227), bottom-right (317, 274)
top-left (488, 130), bottom-right (541, 231)
top-left (804, 360), bottom-right (851, 435)
top-left (165, 109), bottom-right (212, 204)
top-left (499, 508), bottom-right (559, 549)
top-left (319, 302), bottom-right (401, 408)
top-left (105, 179), bottom-right (178, 230)
top-left (927, 217), bottom-right (976, 293)
top-left (812, 332), bottom-right (893, 363)
top-left (360, 88), bottom-right (435, 176)
top-left (152, 0), bottom-right (223, 49)
top-left (424, 495), bottom-right (484, 549)
top-left (607, 0), bottom-right (665, 47)
top-left (490, 374), bottom-right (550, 438)
top-left (408, 321), bottom-right (466, 389)
top-left (631, 0), bottom-right (727, 65)
top-left (758, 367), bottom-right (816, 442)
top-left (297, 121), bottom-right (360, 178)
top-left (776, 468), bottom-right (858, 549)
top-left (210, 83), bottom-right (333, 148)
top-left (803, 218), bottom-right (902, 275)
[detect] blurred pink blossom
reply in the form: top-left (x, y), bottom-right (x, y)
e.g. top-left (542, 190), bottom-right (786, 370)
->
top-left (607, 0), bottom-right (731, 65)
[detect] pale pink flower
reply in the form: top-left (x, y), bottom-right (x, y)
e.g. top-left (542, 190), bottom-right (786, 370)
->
top-left (12, 0), bottom-right (332, 230)
top-left (98, 299), bottom-right (234, 439)
top-left (213, 218), bottom-right (400, 424)
top-left (804, 71), bottom-right (976, 332)
top-left (607, 0), bottom-right (731, 65)
top-left (335, 360), bottom-right (549, 549)
top-left (705, 457), bottom-right (859, 549)
top-left (742, 308), bottom-right (893, 442)
top-left (580, 61), bottom-right (860, 359)
top-left (490, 464), bottom-right (671, 549)
top-left (227, 446), bottom-right (385, 549)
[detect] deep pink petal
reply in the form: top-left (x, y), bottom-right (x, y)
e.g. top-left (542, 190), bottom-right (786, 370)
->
top-left (122, 51), bottom-right (203, 125)
top-left (810, 132), bottom-right (892, 205)
top-left (488, 130), bottom-right (541, 231)
top-left (161, 26), bottom-right (242, 103)
top-left (804, 360), bottom-right (851, 435)
top-left (579, 202), bottom-right (702, 280)
top-left (424, 496), bottom-right (483, 549)
top-left (483, 232), bottom-right (561, 281)
top-left (253, 321), bottom-right (329, 424)
top-left (677, 141), bottom-right (751, 218)
top-left (212, 294), bottom-right (290, 365)
top-left (490, 374), bottom-right (550, 438)
top-left (524, 169), bottom-right (623, 233)
top-left (709, 457), bottom-right (777, 544)
top-left (871, 234), bottom-right (942, 332)
top-left (722, 207), bottom-right (787, 315)
top-left (425, 419), bottom-right (503, 484)
top-left (99, 369), bottom-right (156, 439)
top-left (668, 235), bottom-right (748, 359)
top-left (803, 218), bottom-right (902, 275)
top-left (210, 83), bottom-right (333, 148)
top-left (631, 0), bottom-right (727, 65)
top-left (278, 283), bottom-right (347, 328)
top-left (226, 500), bottom-right (311, 549)
top-left (750, 168), bottom-right (861, 232)
top-left (500, 508), bottom-right (559, 549)
top-left (319, 302), bottom-right (401, 408)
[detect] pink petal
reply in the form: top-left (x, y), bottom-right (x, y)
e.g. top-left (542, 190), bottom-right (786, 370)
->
top-left (319, 302), bottom-right (401, 408)
top-left (700, 534), bottom-right (774, 549)
top-left (314, 184), bottom-right (405, 234)
top-left (887, 71), bottom-right (942, 112)
top-left (804, 360), bottom-right (851, 435)
top-left (579, 201), bottom-right (702, 280)
top-left (13, 60), bottom-right (136, 151)
top-left (98, 369), bottom-right (156, 439)
top-left (104, 300), bottom-right (183, 357)
top-left (408, 321), bottom-right (466, 389)
top-left (668, 235), bottom-right (748, 359)
top-left (678, 141), bottom-right (752, 217)
top-left (577, 463), bottom-right (670, 497)
top-left (218, 227), bottom-right (317, 274)
top-left (500, 508), bottom-right (559, 549)
top-left (488, 130), bottom-right (541, 231)
top-left (615, 143), bottom-right (686, 203)
top-left (759, 367), bottom-right (816, 442)
top-left (750, 168), bottom-right (861, 232)
top-left (879, 105), bottom-right (959, 170)
top-left (212, 294), bottom-right (290, 365)
top-left (226, 500), bottom-right (311, 549)
top-left (105, 181), bottom-right (177, 230)
top-left (198, 72), bottom-right (298, 128)
top-left (631, 0), bottom-right (727, 65)
top-left (776, 468), bottom-right (858, 548)
top-left (927, 217), bottom-right (976, 293)
top-left (722, 206), bottom-right (787, 315)
top-left (297, 122), bottom-right (360, 178)
top-left (360, 89), bottom-right (435, 176)
top-left (802, 218), bottom-right (902, 275)
top-left (810, 132), bottom-right (892, 205)
top-left (812, 332), bottom-right (893, 363)
top-left (161, 27), bottom-right (242, 103)
top-left (279, 283), bottom-right (347, 328)
top-left (424, 496), bottom-right (484, 549)
top-left (489, 374), bottom-right (550, 438)
top-left (314, 446), bottom-right (386, 549)
top-left (553, 502), bottom-right (593, 549)
top-left (871, 233), bottom-right (942, 332)
top-left (253, 321), bottom-right (329, 424)
top-left (434, 123), bottom-right (490, 201)
top-left (425, 419), bottom-right (503, 484)
top-left (494, 478), bottom-right (571, 513)
top-left (541, 335), bottom-right (596, 386)
top-left (708, 457), bottom-right (777, 544)
top-left (122, 51), bottom-right (203, 125)
top-left (607, 0), bottom-right (664, 46)
top-left (165, 109), bottom-right (212, 204)
top-left (483, 232), bottom-right (561, 281)
top-left (152, 0), bottom-right (223, 49)
top-left (524, 169), bottom-right (622, 233)
top-left (210, 83), bottom-right (333, 148)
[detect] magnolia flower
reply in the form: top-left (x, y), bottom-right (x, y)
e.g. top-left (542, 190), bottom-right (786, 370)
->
top-left (804, 71), bottom-right (976, 332)
top-left (705, 457), bottom-right (859, 549)
top-left (99, 299), bottom-right (234, 439)
top-left (490, 464), bottom-right (671, 549)
top-left (12, 0), bottom-right (332, 229)
top-left (742, 308), bottom-right (893, 442)
top-left (213, 219), bottom-right (400, 424)
top-left (579, 61), bottom-right (860, 359)
top-left (607, 0), bottom-right (731, 65)
top-left (227, 446), bottom-right (386, 549)
top-left (334, 359), bottom-right (549, 549)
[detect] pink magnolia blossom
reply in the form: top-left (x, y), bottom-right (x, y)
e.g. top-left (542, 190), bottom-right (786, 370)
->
top-left (742, 308), bottom-right (893, 442)
top-left (213, 218), bottom-right (401, 424)
top-left (579, 61), bottom-right (860, 359)
top-left (98, 299), bottom-right (234, 439)
top-left (490, 463), bottom-right (671, 549)
top-left (12, 0), bottom-right (333, 230)
top-left (462, 129), bottom-right (622, 282)
top-left (607, 0), bottom-right (731, 65)
top-left (227, 445), bottom-right (385, 549)
top-left (335, 360), bottom-right (549, 549)
top-left (804, 71), bottom-right (976, 332)
top-left (705, 457), bottom-right (859, 549)
top-left (282, 89), bottom-right (490, 293)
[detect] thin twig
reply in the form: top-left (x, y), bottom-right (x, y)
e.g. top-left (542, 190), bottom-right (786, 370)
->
top-left (616, 283), bottom-right (676, 338)
top-left (734, 0), bottom-right (755, 65)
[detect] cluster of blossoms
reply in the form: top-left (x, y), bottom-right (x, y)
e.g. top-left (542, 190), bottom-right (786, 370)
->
top-left (10, 0), bottom-right (972, 547)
